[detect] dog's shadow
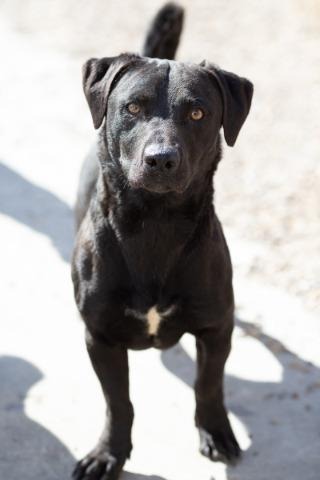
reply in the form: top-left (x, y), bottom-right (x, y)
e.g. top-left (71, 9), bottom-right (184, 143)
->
top-left (0, 355), bottom-right (167, 480)
top-left (161, 318), bottom-right (320, 478)
top-left (0, 162), bottom-right (73, 262)
top-left (0, 355), bottom-right (74, 480)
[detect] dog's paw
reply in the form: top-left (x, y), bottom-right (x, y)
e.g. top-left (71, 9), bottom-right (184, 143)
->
top-left (199, 426), bottom-right (241, 463)
top-left (72, 449), bottom-right (125, 480)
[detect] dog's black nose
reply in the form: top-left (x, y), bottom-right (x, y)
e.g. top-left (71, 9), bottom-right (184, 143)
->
top-left (144, 145), bottom-right (180, 173)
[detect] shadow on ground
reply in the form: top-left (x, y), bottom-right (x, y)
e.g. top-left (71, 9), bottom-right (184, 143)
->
top-left (0, 355), bottom-right (168, 480)
top-left (0, 355), bottom-right (74, 480)
top-left (0, 162), bottom-right (73, 261)
top-left (161, 319), bottom-right (320, 479)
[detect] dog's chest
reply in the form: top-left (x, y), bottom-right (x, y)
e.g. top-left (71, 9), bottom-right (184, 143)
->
top-left (118, 214), bottom-right (192, 286)
top-left (125, 304), bottom-right (176, 336)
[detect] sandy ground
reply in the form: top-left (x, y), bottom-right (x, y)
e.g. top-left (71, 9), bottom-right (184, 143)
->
top-left (0, 1), bottom-right (319, 479)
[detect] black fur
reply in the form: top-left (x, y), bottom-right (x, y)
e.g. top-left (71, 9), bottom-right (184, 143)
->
top-left (142, 2), bottom-right (184, 59)
top-left (71, 3), bottom-right (253, 479)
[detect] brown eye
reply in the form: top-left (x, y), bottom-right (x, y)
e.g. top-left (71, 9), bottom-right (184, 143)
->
top-left (127, 103), bottom-right (140, 115)
top-left (190, 108), bottom-right (204, 121)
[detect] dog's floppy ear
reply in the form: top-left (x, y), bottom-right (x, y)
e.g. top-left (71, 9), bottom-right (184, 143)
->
top-left (201, 61), bottom-right (253, 146)
top-left (82, 54), bottom-right (140, 129)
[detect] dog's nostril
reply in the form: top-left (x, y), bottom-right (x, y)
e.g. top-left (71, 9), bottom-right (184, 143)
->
top-left (165, 160), bottom-right (173, 170)
top-left (146, 157), bottom-right (157, 168)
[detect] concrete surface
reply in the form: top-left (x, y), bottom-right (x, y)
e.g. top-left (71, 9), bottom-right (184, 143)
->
top-left (0, 1), bottom-right (319, 479)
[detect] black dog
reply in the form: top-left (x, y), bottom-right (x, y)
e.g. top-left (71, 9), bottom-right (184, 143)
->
top-left (71, 4), bottom-right (253, 479)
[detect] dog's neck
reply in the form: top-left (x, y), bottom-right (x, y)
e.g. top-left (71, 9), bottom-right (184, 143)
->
top-left (94, 137), bottom-right (219, 291)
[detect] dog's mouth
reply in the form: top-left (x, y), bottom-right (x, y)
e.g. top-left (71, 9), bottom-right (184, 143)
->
top-left (127, 160), bottom-right (189, 194)
top-left (128, 175), bottom-right (186, 194)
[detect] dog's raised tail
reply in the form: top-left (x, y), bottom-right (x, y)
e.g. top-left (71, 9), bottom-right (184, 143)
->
top-left (142, 3), bottom-right (184, 60)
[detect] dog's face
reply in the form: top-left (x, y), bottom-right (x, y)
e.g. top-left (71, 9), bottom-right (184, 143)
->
top-left (106, 60), bottom-right (224, 194)
top-left (83, 54), bottom-right (253, 194)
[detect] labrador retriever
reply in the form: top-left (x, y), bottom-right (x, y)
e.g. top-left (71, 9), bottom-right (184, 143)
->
top-left (71, 3), bottom-right (253, 479)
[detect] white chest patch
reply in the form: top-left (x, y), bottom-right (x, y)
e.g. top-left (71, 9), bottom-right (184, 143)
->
top-left (125, 305), bottom-right (176, 336)
top-left (146, 307), bottom-right (161, 335)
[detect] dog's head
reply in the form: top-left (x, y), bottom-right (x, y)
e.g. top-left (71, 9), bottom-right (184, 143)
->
top-left (83, 54), bottom-right (253, 194)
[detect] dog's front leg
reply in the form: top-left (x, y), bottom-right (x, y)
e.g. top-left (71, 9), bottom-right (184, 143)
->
top-left (195, 323), bottom-right (241, 463)
top-left (73, 329), bottom-right (133, 480)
